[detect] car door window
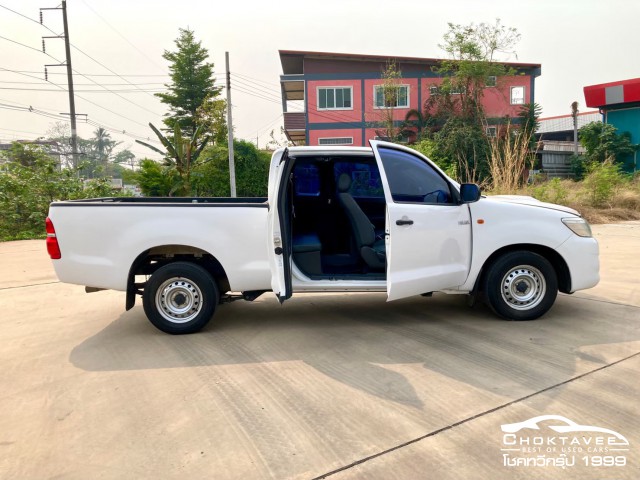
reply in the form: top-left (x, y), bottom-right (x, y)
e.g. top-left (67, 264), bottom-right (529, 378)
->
top-left (378, 147), bottom-right (453, 204)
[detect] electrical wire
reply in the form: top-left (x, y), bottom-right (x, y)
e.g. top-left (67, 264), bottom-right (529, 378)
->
top-left (0, 86), bottom-right (165, 93)
top-left (80, 0), bottom-right (167, 72)
top-left (0, 34), bottom-right (45, 54)
top-left (0, 66), bottom-right (156, 130)
top-left (0, 5), bottom-right (164, 116)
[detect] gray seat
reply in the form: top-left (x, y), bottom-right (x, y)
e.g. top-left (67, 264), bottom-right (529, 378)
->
top-left (336, 173), bottom-right (386, 270)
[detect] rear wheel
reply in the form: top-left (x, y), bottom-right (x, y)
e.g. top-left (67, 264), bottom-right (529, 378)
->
top-left (483, 251), bottom-right (558, 321)
top-left (143, 262), bottom-right (218, 334)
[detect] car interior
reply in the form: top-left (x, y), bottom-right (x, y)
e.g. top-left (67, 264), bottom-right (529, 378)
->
top-left (288, 154), bottom-right (388, 280)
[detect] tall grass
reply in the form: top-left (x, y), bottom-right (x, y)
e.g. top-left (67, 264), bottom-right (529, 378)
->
top-left (487, 123), bottom-right (535, 194)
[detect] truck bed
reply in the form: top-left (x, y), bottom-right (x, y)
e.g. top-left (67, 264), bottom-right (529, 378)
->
top-left (48, 197), bottom-right (272, 293)
top-left (52, 196), bottom-right (268, 206)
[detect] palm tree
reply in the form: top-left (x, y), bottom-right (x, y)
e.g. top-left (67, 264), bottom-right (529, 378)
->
top-left (93, 127), bottom-right (115, 164)
top-left (136, 123), bottom-right (211, 196)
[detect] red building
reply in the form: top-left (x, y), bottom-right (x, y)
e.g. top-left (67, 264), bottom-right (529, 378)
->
top-left (280, 50), bottom-right (541, 146)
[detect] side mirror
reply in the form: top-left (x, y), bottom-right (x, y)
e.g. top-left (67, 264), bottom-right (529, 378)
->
top-left (460, 183), bottom-right (481, 203)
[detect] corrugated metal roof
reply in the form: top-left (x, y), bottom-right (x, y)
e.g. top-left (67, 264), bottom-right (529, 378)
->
top-left (537, 112), bottom-right (601, 134)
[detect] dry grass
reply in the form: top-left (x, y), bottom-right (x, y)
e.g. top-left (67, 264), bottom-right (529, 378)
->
top-left (487, 177), bottom-right (640, 224)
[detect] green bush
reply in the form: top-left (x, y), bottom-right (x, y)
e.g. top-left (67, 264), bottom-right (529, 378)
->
top-left (411, 139), bottom-right (458, 179)
top-left (580, 161), bottom-right (627, 207)
top-left (531, 177), bottom-right (569, 205)
top-left (0, 154), bottom-right (116, 241)
top-left (138, 140), bottom-right (271, 197)
top-left (570, 154), bottom-right (587, 180)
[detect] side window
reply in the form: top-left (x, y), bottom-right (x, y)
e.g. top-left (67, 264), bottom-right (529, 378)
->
top-left (293, 162), bottom-right (320, 196)
top-left (378, 147), bottom-right (453, 204)
top-left (334, 161), bottom-right (384, 198)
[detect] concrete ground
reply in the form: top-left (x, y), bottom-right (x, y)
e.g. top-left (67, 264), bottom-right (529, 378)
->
top-left (0, 222), bottom-right (638, 480)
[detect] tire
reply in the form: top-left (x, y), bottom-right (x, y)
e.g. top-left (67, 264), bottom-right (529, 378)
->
top-left (483, 251), bottom-right (558, 321)
top-left (142, 261), bottom-right (219, 334)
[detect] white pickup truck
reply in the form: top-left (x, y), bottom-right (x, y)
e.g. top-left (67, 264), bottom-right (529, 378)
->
top-left (46, 140), bottom-right (599, 334)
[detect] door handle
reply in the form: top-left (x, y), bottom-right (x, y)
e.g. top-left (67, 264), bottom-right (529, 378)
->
top-left (396, 219), bottom-right (413, 226)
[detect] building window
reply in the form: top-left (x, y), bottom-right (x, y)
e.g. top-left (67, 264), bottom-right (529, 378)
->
top-left (429, 85), bottom-right (439, 96)
top-left (318, 137), bottom-right (353, 145)
top-left (374, 85), bottom-right (409, 108)
top-left (486, 76), bottom-right (497, 87)
top-left (510, 86), bottom-right (525, 105)
top-left (486, 126), bottom-right (497, 137)
top-left (318, 87), bottom-right (352, 110)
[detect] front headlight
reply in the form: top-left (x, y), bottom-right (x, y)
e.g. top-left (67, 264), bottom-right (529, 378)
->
top-left (562, 217), bottom-right (592, 237)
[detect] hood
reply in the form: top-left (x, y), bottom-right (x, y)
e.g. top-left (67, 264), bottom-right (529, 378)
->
top-left (485, 195), bottom-right (580, 216)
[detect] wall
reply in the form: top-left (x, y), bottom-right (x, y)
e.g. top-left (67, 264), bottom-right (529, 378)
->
top-left (606, 107), bottom-right (640, 171)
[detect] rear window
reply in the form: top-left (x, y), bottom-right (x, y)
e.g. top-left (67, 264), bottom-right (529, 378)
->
top-left (293, 162), bottom-right (321, 196)
top-left (334, 162), bottom-right (384, 198)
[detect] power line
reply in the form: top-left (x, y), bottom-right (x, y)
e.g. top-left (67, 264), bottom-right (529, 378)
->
top-left (0, 5), bottom-right (164, 116)
top-left (80, 0), bottom-right (167, 72)
top-left (8, 69), bottom-right (172, 77)
top-left (232, 73), bottom-right (364, 124)
top-left (0, 99), bottom-right (161, 145)
top-left (0, 86), bottom-right (165, 93)
top-left (0, 34), bottom-right (44, 54)
top-left (0, 4), bottom-right (53, 27)
top-left (0, 66), bottom-right (154, 130)
top-left (0, 80), bottom-right (167, 86)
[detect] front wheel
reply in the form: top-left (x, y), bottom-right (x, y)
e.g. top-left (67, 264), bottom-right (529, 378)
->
top-left (143, 262), bottom-right (219, 334)
top-left (483, 251), bottom-right (558, 321)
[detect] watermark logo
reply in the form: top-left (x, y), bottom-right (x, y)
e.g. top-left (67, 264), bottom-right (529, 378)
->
top-left (500, 415), bottom-right (629, 469)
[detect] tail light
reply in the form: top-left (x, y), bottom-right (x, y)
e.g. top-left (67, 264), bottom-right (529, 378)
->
top-left (45, 217), bottom-right (61, 259)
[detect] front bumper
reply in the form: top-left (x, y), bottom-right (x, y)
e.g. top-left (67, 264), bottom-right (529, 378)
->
top-left (556, 234), bottom-right (600, 292)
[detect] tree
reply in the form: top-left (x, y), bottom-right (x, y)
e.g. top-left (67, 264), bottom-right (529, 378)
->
top-left (0, 143), bottom-right (115, 240)
top-left (135, 159), bottom-right (174, 196)
top-left (518, 102), bottom-right (542, 151)
top-left (113, 149), bottom-right (137, 170)
top-left (136, 122), bottom-right (211, 196)
top-left (401, 109), bottom-right (433, 143)
top-left (47, 122), bottom-right (74, 169)
top-left (373, 60), bottom-right (404, 141)
top-left (156, 28), bottom-right (222, 137)
top-left (196, 94), bottom-right (228, 145)
top-left (191, 140), bottom-right (270, 196)
top-left (416, 19), bottom-right (522, 183)
top-left (93, 127), bottom-right (117, 165)
top-left (579, 122), bottom-right (637, 168)
top-left (429, 19), bottom-right (520, 122)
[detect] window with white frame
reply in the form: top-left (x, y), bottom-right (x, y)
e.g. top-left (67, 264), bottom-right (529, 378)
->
top-left (318, 87), bottom-right (352, 110)
top-left (486, 76), bottom-right (497, 87)
top-left (485, 126), bottom-right (497, 137)
top-left (318, 137), bottom-right (353, 145)
top-left (374, 84), bottom-right (409, 108)
top-left (510, 86), bottom-right (525, 105)
top-left (429, 85), bottom-right (439, 96)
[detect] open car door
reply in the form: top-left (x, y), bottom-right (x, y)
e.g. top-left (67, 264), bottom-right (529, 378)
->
top-left (268, 148), bottom-right (294, 303)
top-left (370, 141), bottom-right (472, 301)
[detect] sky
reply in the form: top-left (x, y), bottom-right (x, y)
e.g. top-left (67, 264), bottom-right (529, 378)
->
top-left (0, 0), bottom-right (638, 160)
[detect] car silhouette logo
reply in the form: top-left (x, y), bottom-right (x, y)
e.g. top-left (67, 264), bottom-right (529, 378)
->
top-left (501, 415), bottom-right (629, 446)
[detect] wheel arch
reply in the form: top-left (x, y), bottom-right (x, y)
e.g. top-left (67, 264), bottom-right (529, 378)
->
top-left (126, 244), bottom-right (230, 311)
top-left (474, 243), bottom-right (571, 296)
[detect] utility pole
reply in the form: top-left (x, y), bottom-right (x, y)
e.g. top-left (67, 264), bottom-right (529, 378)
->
top-left (225, 51), bottom-right (237, 197)
top-left (41, 1), bottom-right (78, 170)
top-left (571, 101), bottom-right (579, 156)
